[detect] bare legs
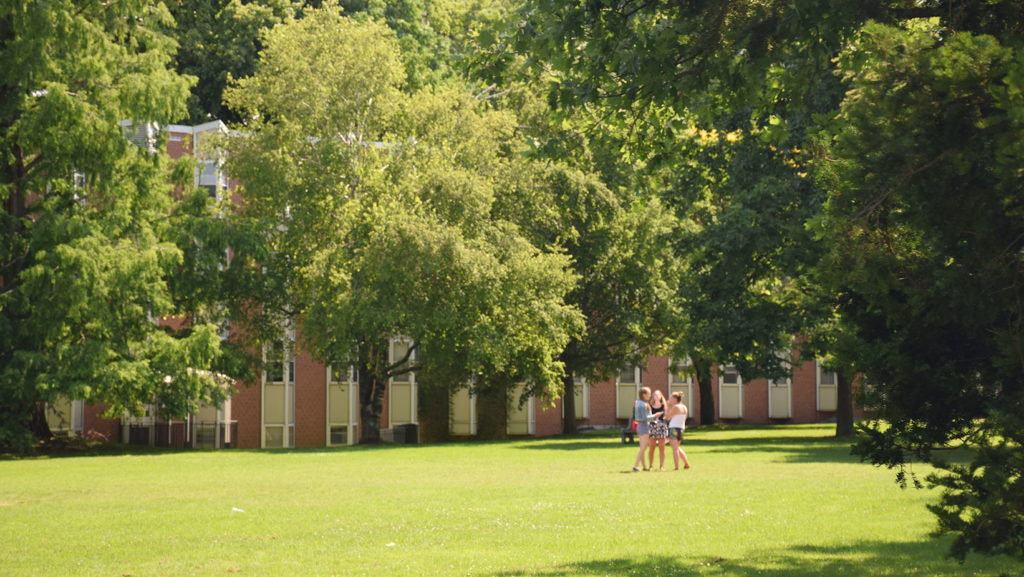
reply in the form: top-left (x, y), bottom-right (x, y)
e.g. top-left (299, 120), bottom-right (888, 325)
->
top-left (669, 437), bottom-right (690, 469)
top-left (647, 437), bottom-right (666, 470)
top-left (633, 434), bottom-right (650, 471)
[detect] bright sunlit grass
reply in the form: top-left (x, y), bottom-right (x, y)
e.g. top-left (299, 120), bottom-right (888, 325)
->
top-left (1, 424), bottom-right (1020, 576)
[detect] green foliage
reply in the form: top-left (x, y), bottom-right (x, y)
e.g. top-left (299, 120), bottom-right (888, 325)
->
top-left (820, 21), bottom-right (1024, 450)
top-left (816, 18), bottom-right (1024, 561)
top-left (224, 4), bottom-right (582, 441)
top-left (166, 0), bottom-right (515, 122)
top-left (518, 0), bottom-right (851, 392)
top-left (665, 129), bottom-right (826, 382)
top-left (522, 0), bottom-right (1024, 559)
top-left (168, 0), bottom-right (303, 123)
top-left (0, 1), bottom-right (236, 451)
top-left (928, 410), bottom-right (1024, 560)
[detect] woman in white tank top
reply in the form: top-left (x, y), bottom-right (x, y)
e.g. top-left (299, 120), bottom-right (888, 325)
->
top-left (665, 392), bottom-right (691, 470)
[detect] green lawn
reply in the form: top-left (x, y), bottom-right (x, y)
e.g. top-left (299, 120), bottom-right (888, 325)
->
top-left (1, 425), bottom-right (1020, 577)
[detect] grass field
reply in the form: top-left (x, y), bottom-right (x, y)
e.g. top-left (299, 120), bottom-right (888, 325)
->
top-left (1, 424), bottom-right (1021, 577)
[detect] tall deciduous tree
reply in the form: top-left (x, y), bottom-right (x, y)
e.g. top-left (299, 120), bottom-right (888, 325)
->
top-left (224, 5), bottom-right (581, 443)
top-left (168, 0), bottom-right (302, 123)
top-left (518, 0), bottom-right (849, 426)
top-left (501, 159), bottom-right (679, 434)
top-left (471, 18), bottom-right (681, 434)
top-left (815, 19), bottom-right (1024, 560)
top-left (523, 0), bottom-right (1024, 560)
top-left (0, 1), bottom-right (235, 452)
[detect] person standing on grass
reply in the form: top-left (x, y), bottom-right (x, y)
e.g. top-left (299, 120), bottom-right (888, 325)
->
top-left (665, 391), bottom-right (691, 470)
top-left (632, 387), bottom-right (654, 471)
top-left (646, 389), bottom-right (669, 471)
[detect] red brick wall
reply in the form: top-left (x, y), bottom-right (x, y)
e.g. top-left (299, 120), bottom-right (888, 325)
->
top-left (534, 399), bottom-right (563, 436)
top-left (742, 378), bottom-right (769, 424)
top-left (82, 403), bottom-right (119, 442)
top-left (232, 379), bottom-right (262, 449)
top-left (294, 351), bottom-right (326, 448)
top-left (792, 360), bottom-right (819, 422)
top-left (589, 379), bottom-right (618, 426)
top-left (643, 357), bottom-right (670, 399)
top-left (166, 130), bottom-right (192, 160)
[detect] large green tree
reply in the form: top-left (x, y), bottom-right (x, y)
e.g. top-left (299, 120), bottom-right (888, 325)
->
top-left (168, 0), bottom-right (302, 123)
top-left (518, 0), bottom-right (856, 426)
top-left (816, 18), bottom-right (1024, 560)
top-left (0, 1), bottom-right (237, 452)
top-left (497, 145), bottom-right (680, 434)
top-left (166, 0), bottom-right (514, 122)
top-left (224, 5), bottom-right (582, 443)
top-left (522, 0), bottom-right (1024, 559)
top-left (467, 16), bottom-right (682, 434)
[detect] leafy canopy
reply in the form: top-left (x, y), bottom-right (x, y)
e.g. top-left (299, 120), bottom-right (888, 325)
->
top-left (223, 4), bottom-right (582, 419)
top-left (0, 1), bottom-right (235, 451)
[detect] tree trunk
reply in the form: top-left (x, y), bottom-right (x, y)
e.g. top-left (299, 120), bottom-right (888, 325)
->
top-left (30, 402), bottom-right (52, 443)
top-left (357, 361), bottom-right (386, 444)
top-left (474, 381), bottom-right (508, 440)
top-left (835, 369), bottom-right (854, 437)
top-left (561, 371), bottom-right (577, 435)
top-left (693, 356), bottom-right (716, 426)
top-left (416, 380), bottom-right (450, 444)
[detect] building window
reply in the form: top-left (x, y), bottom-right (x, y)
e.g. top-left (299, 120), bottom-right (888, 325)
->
top-left (669, 358), bottom-right (694, 418)
top-left (507, 383), bottom-right (535, 436)
top-left (388, 339), bottom-right (417, 426)
top-left (45, 398), bottom-right (84, 437)
top-left (719, 365), bottom-right (743, 419)
top-left (817, 363), bottom-right (838, 412)
top-left (193, 399), bottom-right (233, 449)
top-left (327, 364), bottom-right (358, 446)
top-left (564, 376), bottom-right (589, 420)
top-left (615, 366), bottom-right (641, 420)
top-left (198, 159), bottom-right (226, 200)
top-left (263, 338), bottom-right (295, 448)
top-left (451, 387), bottom-right (476, 436)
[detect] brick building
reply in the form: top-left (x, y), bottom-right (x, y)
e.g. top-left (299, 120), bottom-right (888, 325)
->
top-left (45, 122), bottom-right (864, 448)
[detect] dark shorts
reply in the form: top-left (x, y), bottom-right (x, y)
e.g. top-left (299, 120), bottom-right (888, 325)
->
top-left (669, 427), bottom-right (685, 443)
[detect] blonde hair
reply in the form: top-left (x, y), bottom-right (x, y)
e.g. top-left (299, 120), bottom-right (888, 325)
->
top-left (650, 389), bottom-right (665, 406)
top-left (671, 391), bottom-right (684, 402)
top-left (638, 386), bottom-right (651, 400)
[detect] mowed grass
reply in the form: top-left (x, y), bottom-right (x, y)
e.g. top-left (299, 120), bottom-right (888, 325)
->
top-left (1, 425), bottom-right (1021, 577)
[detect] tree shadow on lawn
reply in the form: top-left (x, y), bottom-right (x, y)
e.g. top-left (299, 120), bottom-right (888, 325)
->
top-left (487, 539), bottom-right (1022, 577)
top-left (517, 429), bottom-right (863, 465)
top-left (693, 435), bottom-right (859, 464)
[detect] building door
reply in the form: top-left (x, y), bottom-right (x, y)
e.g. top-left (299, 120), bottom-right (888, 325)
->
top-left (768, 376), bottom-right (792, 419)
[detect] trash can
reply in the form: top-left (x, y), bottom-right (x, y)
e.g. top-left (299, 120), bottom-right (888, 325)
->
top-left (398, 423), bottom-right (418, 444)
top-left (382, 427), bottom-right (404, 444)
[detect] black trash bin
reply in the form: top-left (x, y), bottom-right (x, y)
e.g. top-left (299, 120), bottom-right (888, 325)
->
top-left (398, 423), bottom-right (418, 444)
